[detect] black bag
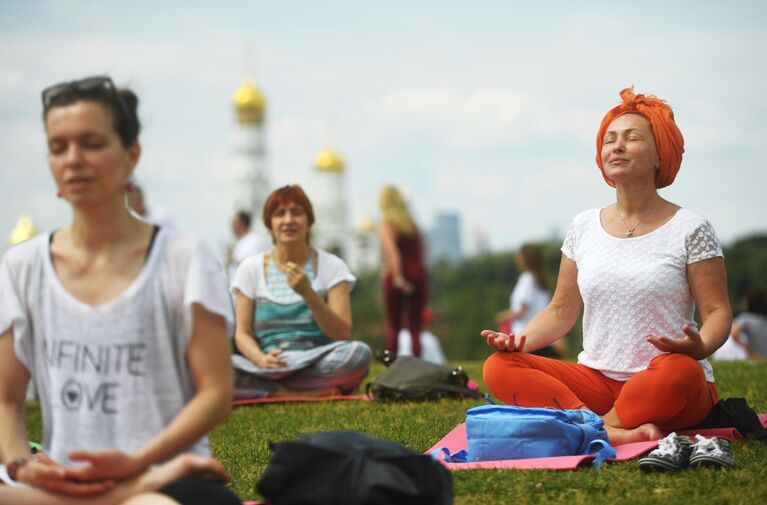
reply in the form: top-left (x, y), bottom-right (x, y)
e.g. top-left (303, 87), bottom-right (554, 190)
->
top-left (256, 430), bottom-right (453, 505)
top-left (689, 397), bottom-right (767, 442)
top-left (366, 356), bottom-right (482, 402)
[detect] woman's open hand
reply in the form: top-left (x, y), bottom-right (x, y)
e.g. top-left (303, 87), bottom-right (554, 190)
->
top-left (646, 324), bottom-right (709, 360)
top-left (64, 450), bottom-right (144, 483)
top-left (394, 276), bottom-right (414, 294)
top-left (15, 452), bottom-right (115, 496)
top-left (255, 348), bottom-right (287, 369)
top-left (481, 330), bottom-right (526, 352)
top-left (139, 453), bottom-right (228, 491)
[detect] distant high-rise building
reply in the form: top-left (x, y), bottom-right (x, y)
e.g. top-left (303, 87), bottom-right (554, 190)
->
top-left (231, 76), bottom-right (271, 224)
top-left (427, 212), bottom-right (462, 265)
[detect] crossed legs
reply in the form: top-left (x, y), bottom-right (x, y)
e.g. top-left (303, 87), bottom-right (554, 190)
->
top-left (483, 352), bottom-right (718, 444)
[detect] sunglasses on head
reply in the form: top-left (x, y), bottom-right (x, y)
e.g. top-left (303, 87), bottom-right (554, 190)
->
top-left (41, 75), bottom-right (130, 119)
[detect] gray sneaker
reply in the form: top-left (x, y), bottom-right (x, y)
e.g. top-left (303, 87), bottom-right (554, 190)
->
top-left (638, 432), bottom-right (694, 472)
top-left (689, 435), bottom-right (735, 469)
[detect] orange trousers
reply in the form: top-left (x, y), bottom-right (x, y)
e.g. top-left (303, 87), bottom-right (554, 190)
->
top-left (483, 352), bottom-right (718, 430)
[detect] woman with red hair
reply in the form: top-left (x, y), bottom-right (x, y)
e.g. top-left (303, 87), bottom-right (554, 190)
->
top-left (482, 88), bottom-right (732, 445)
top-left (230, 185), bottom-right (371, 398)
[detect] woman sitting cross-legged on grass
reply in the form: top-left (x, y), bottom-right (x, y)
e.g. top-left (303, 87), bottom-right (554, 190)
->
top-left (231, 185), bottom-right (372, 399)
top-left (482, 87), bottom-right (732, 445)
top-left (0, 76), bottom-right (239, 504)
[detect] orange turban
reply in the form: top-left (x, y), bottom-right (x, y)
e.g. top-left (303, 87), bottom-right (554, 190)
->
top-left (596, 87), bottom-right (685, 189)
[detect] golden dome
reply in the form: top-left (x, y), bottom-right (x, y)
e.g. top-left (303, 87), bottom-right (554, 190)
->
top-left (233, 77), bottom-right (266, 124)
top-left (314, 148), bottom-right (345, 172)
top-left (9, 215), bottom-right (37, 245)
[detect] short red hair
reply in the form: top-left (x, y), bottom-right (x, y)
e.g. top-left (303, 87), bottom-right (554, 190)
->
top-left (262, 184), bottom-right (315, 234)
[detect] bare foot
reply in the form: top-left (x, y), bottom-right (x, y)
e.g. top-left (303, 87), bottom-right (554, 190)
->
top-left (270, 387), bottom-right (341, 398)
top-left (604, 422), bottom-right (662, 446)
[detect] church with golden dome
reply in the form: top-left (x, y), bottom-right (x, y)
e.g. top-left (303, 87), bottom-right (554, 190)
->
top-left (310, 146), bottom-right (351, 259)
top-left (310, 147), bottom-right (380, 271)
top-left (8, 215), bottom-right (37, 246)
top-left (231, 76), bottom-right (271, 225)
top-left (229, 73), bottom-right (378, 271)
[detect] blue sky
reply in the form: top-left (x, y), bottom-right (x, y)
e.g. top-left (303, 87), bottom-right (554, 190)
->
top-left (1, 1), bottom-right (766, 259)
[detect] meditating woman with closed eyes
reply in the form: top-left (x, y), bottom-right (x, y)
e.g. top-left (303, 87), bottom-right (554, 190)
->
top-left (482, 87), bottom-right (732, 446)
top-left (0, 76), bottom-right (239, 504)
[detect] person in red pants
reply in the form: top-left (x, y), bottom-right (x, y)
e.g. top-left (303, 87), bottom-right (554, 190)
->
top-left (378, 186), bottom-right (428, 358)
top-left (482, 87), bottom-right (732, 445)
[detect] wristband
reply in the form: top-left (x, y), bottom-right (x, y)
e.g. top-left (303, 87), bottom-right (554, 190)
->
top-left (7, 457), bottom-right (29, 481)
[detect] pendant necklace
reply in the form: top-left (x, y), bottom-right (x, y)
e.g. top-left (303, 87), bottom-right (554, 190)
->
top-left (620, 200), bottom-right (658, 237)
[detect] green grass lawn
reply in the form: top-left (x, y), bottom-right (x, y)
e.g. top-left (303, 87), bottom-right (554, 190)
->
top-left (24, 360), bottom-right (767, 504)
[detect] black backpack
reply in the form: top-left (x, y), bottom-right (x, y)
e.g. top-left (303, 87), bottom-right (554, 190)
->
top-left (256, 430), bottom-right (453, 505)
top-left (690, 397), bottom-right (767, 442)
top-left (366, 356), bottom-right (483, 402)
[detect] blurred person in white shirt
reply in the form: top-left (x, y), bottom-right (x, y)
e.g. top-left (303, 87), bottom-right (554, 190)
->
top-left (228, 210), bottom-right (269, 279)
top-left (397, 307), bottom-right (447, 365)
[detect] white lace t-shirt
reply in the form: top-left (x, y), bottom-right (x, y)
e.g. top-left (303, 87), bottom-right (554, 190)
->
top-left (561, 208), bottom-right (723, 382)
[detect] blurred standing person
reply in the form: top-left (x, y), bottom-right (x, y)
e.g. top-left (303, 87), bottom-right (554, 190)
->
top-left (125, 180), bottom-right (177, 229)
top-left (496, 244), bottom-right (566, 359)
top-left (228, 210), bottom-right (269, 280)
top-left (710, 288), bottom-right (762, 362)
top-left (397, 307), bottom-right (447, 365)
top-left (728, 287), bottom-right (767, 359)
top-left (378, 185), bottom-right (427, 358)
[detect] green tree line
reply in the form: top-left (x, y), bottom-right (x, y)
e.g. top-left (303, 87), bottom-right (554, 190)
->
top-left (350, 234), bottom-right (767, 361)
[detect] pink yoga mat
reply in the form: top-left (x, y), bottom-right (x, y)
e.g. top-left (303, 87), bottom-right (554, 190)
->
top-left (233, 393), bottom-right (370, 407)
top-left (426, 414), bottom-right (767, 471)
top-left (424, 423), bottom-right (643, 470)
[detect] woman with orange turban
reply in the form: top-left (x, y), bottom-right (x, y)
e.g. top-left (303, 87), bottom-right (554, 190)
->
top-left (481, 87), bottom-right (732, 446)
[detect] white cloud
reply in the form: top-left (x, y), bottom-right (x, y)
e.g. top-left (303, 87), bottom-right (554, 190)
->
top-left (1, 1), bottom-right (766, 258)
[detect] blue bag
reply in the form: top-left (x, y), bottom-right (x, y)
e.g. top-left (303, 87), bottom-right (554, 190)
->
top-left (436, 405), bottom-right (615, 467)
